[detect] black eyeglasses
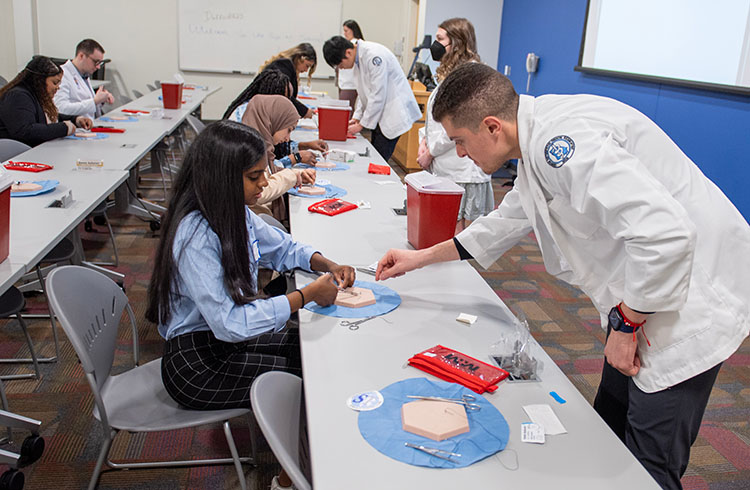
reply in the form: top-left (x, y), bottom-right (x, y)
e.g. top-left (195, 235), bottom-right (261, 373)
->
top-left (87, 54), bottom-right (104, 67)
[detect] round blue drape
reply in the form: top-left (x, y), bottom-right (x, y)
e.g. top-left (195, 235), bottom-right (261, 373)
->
top-left (11, 180), bottom-right (59, 197)
top-left (304, 280), bottom-right (400, 318)
top-left (65, 133), bottom-right (108, 140)
top-left (287, 184), bottom-right (346, 199)
top-left (294, 161), bottom-right (350, 171)
top-left (99, 116), bottom-right (137, 122)
top-left (358, 377), bottom-right (509, 468)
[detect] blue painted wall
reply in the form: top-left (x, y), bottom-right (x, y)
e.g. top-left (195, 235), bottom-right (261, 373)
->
top-left (497, 0), bottom-right (750, 220)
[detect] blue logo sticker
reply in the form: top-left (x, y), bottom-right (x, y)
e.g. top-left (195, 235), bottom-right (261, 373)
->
top-left (544, 135), bottom-right (575, 168)
top-left (372, 56), bottom-right (382, 66)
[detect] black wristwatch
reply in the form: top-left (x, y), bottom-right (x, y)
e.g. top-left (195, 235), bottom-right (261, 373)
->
top-left (607, 305), bottom-right (641, 334)
top-left (294, 152), bottom-right (302, 164)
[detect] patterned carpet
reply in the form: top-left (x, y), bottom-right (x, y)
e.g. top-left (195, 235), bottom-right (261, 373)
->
top-left (0, 151), bottom-right (747, 489)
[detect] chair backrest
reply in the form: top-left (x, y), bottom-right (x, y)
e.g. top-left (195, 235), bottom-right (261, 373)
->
top-left (153, 80), bottom-right (161, 88)
top-left (45, 265), bottom-right (137, 390)
top-left (0, 75), bottom-right (7, 89)
top-left (146, 84), bottom-right (156, 92)
top-left (259, 213), bottom-right (288, 233)
top-left (0, 139), bottom-right (31, 162)
top-left (186, 114), bottom-right (206, 135)
top-left (250, 371), bottom-right (311, 490)
top-left (133, 89), bottom-right (144, 99)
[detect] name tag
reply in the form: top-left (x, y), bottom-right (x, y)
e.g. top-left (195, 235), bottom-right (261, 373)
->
top-left (251, 239), bottom-right (261, 262)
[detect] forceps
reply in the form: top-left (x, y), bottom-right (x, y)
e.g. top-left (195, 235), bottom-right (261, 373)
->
top-left (404, 442), bottom-right (461, 463)
top-left (340, 316), bottom-right (377, 330)
top-left (406, 394), bottom-right (482, 412)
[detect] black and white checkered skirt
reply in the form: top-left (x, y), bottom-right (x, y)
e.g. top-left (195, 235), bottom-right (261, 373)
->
top-left (161, 328), bottom-right (301, 410)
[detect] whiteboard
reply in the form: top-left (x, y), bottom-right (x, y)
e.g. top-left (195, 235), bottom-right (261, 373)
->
top-left (178, 0), bottom-right (342, 78)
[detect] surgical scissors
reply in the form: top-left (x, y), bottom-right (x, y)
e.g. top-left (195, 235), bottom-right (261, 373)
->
top-left (406, 394), bottom-right (482, 412)
top-left (340, 316), bottom-right (377, 331)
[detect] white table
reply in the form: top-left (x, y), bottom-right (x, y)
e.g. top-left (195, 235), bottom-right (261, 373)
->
top-left (288, 124), bottom-right (659, 489)
top-left (0, 85), bottom-right (220, 295)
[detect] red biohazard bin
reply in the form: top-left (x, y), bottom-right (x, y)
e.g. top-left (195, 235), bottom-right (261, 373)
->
top-left (0, 173), bottom-right (12, 263)
top-left (405, 171), bottom-right (465, 249)
top-left (318, 104), bottom-right (351, 141)
top-left (161, 81), bottom-right (184, 109)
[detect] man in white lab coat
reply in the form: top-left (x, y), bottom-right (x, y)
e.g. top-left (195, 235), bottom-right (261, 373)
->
top-left (323, 36), bottom-right (421, 161)
top-left (54, 39), bottom-right (114, 120)
top-left (375, 63), bottom-right (750, 490)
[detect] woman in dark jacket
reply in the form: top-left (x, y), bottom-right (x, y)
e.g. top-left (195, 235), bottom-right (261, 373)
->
top-left (259, 43), bottom-right (317, 119)
top-left (0, 56), bottom-right (92, 147)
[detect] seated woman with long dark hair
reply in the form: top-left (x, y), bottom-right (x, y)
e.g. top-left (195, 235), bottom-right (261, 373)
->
top-left (0, 55), bottom-right (93, 147)
top-left (146, 120), bottom-right (353, 490)
top-left (259, 43), bottom-right (317, 119)
top-left (146, 120), bottom-right (353, 407)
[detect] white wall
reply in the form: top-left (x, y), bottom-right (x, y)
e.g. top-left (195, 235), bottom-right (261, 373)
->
top-left (422, 0), bottom-right (503, 75)
top-left (0, 0), bottom-right (17, 80)
top-left (10, 0), bottom-right (417, 119)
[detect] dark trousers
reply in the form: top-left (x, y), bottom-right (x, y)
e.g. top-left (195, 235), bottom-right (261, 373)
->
top-left (594, 344), bottom-right (721, 490)
top-left (371, 125), bottom-right (400, 162)
top-left (162, 328), bottom-right (301, 410)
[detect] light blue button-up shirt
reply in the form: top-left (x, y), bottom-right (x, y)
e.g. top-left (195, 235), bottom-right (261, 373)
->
top-left (159, 208), bottom-right (317, 342)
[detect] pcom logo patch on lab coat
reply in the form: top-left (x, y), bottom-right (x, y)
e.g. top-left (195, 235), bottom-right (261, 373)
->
top-left (372, 56), bottom-right (382, 66)
top-left (544, 135), bottom-right (575, 168)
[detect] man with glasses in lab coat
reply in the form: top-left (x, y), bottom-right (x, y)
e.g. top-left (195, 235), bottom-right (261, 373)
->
top-left (54, 38), bottom-right (114, 120)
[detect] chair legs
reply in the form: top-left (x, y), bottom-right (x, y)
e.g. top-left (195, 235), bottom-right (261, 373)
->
top-left (0, 313), bottom-right (41, 381)
top-left (88, 428), bottom-right (115, 490)
top-left (89, 420), bottom-right (255, 489)
top-left (224, 420), bottom-right (248, 490)
top-left (34, 267), bottom-right (61, 361)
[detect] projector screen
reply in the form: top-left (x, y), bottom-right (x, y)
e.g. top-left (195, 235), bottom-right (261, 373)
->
top-left (576, 0), bottom-right (750, 95)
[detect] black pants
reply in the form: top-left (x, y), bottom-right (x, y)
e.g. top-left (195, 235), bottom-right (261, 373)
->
top-left (594, 344), bottom-right (721, 490)
top-left (370, 125), bottom-right (400, 162)
top-left (161, 328), bottom-right (301, 410)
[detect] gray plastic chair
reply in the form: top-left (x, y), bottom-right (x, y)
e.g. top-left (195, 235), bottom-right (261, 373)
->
top-left (0, 139), bottom-right (31, 162)
top-left (146, 83), bottom-right (157, 92)
top-left (186, 114), bottom-right (206, 135)
top-left (132, 89), bottom-right (144, 99)
top-left (0, 75), bottom-right (7, 89)
top-left (259, 213), bottom-right (288, 233)
top-left (250, 371), bottom-right (311, 490)
top-left (45, 265), bottom-right (256, 490)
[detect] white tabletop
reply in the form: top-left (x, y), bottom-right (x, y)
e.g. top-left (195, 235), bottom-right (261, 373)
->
top-left (288, 123), bottom-right (659, 489)
top-left (0, 85), bottom-right (220, 293)
top-left (6, 168), bottom-right (129, 267)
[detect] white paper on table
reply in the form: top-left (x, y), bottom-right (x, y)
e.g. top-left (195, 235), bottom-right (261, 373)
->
top-left (374, 181), bottom-right (399, 185)
top-left (522, 404), bottom-right (567, 435)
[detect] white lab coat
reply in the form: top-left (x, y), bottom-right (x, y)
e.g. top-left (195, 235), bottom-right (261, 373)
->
top-left (338, 40), bottom-right (358, 90)
top-left (54, 60), bottom-right (100, 120)
top-left (352, 40), bottom-right (421, 139)
top-left (420, 87), bottom-right (490, 184)
top-left (458, 94), bottom-right (750, 393)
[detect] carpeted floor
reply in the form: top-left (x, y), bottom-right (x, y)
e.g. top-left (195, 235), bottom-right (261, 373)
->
top-left (0, 149), bottom-right (747, 489)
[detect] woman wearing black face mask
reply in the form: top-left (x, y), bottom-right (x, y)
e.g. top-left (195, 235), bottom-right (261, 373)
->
top-left (417, 18), bottom-right (494, 234)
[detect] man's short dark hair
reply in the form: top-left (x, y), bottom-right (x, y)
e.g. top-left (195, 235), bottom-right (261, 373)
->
top-left (433, 63), bottom-right (519, 130)
top-left (323, 36), bottom-right (353, 68)
top-left (75, 39), bottom-right (105, 56)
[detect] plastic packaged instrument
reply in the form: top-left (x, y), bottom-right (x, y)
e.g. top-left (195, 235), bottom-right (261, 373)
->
top-left (4, 161), bottom-right (53, 172)
top-left (408, 345), bottom-right (509, 394)
top-left (368, 163), bottom-right (391, 175)
top-left (308, 198), bottom-right (358, 216)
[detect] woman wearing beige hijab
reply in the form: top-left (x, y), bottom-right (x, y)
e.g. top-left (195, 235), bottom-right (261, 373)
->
top-left (241, 94), bottom-right (316, 221)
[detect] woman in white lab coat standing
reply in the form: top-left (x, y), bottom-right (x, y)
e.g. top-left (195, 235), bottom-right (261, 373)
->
top-left (417, 18), bottom-right (494, 233)
top-left (338, 19), bottom-right (364, 108)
